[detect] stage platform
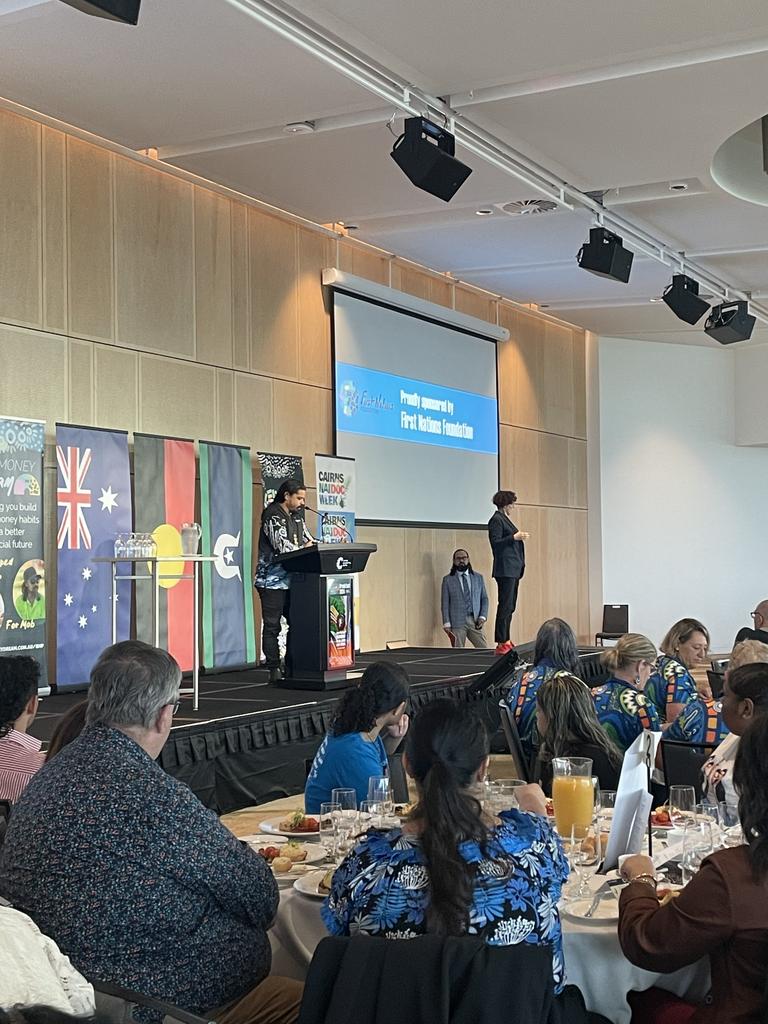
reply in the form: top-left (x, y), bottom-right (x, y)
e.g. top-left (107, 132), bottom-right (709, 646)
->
top-left (31, 646), bottom-right (535, 813)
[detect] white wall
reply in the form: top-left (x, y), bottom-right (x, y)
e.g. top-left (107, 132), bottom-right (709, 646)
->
top-left (735, 344), bottom-right (768, 445)
top-left (599, 336), bottom-right (768, 652)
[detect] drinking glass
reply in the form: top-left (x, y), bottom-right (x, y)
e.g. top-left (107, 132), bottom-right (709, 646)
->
top-left (492, 778), bottom-right (527, 815)
top-left (368, 776), bottom-right (392, 813)
top-left (331, 788), bottom-right (357, 812)
top-left (114, 534), bottom-right (127, 558)
top-left (319, 801), bottom-right (339, 860)
top-left (592, 776), bottom-right (601, 823)
top-left (717, 802), bottom-right (743, 847)
top-left (599, 790), bottom-right (617, 826)
top-left (669, 785), bottom-right (697, 827)
top-left (552, 757), bottom-right (594, 836)
top-left (569, 822), bottom-right (601, 897)
top-left (681, 820), bottom-right (714, 884)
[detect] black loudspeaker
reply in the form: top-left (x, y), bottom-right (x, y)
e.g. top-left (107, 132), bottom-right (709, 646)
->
top-left (704, 301), bottom-right (756, 344)
top-left (662, 274), bottom-right (710, 325)
top-left (576, 227), bottom-right (633, 283)
top-left (58, 0), bottom-right (141, 23)
top-left (391, 118), bottom-right (473, 202)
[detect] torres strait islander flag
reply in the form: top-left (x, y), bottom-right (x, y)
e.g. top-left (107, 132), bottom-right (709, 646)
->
top-left (55, 424), bottom-right (132, 689)
top-left (199, 441), bottom-right (257, 669)
top-left (133, 434), bottom-right (196, 671)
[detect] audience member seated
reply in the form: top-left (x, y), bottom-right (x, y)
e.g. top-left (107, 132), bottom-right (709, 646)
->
top-left (0, 905), bottom-right (95, 1015)
top-left (646, 618), bottom-right (709, 723)
top-left (536, 673), bottom-right (622, 794)
top-left (592, 634), bottom-right (661, 753)
top-left (0, 656), bottom-right (44, 803)
top-left (733, 598), bottom-right (768, 648)
top-left (322, 700), bottom-right (569, 993)
top-left (664, 695), bottom-right (729, 746)
top-left (701, 646), bottom-right (768, 815)
top-left (44, 701), bottom-right (87, 762)
top-left (0, 640), bottom-right (302, 1024)
top-left (304, 661), bottom-right (409, 814)
top-left (618, 712), bottom-right (768, 1024)
top-left (504, 617), bottom-right (579, 763)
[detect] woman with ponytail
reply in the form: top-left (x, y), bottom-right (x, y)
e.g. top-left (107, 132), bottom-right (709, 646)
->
top-left (304, 661), bottom-right (410, 813)
top-left (592, 633), bottom-right (662, 752)
top-left (322, 699), bottom-right (569, 993)
top-left (617, 710), bottom-right (768, 1023)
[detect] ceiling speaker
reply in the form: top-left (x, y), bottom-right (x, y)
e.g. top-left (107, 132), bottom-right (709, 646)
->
top-left (58, 0), bottom-right (141, 24)
top-left (391, 117), bottom-right (473, 202)
top-left (704, 301), bottom-right (756, 344)
top-left (662, 274), bottom-right (710, 325)
top-left (576, 227), bottom-right (634, 283)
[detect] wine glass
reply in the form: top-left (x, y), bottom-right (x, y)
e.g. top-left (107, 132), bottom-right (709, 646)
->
top-left (669, 785), bottom-right (696, 827)
top-left (681, 820), bottom-right (714, 883)
top-left (569, 822), bottom-right (601, 898)
top-left (319, 801), bottom-right (339, 860)
top-left (367, 776), bottom-right (392, 815)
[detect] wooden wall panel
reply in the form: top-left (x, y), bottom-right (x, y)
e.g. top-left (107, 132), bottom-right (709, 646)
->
top-left (68, 340), bottom-right (93, 425)
top-left (297, 229), bottom-right (332, 388)
top-left (249, 209), bottom-right (299, 380)
top-left (67, 139), bottom-right (113, 342)
top-left (234, 371), bottom-right (274, 453)
top-left (357, 525), bottom-right (406, 649)
top-left (94, 345), bottom-right (137, 432)
top-left (272, 380), bottom-right (332, 484)
top-left (390, 261), bottom-right (454, 309)
top-left (115, 159), bottom-right (195, 356)
top-left (0, 111), bottom-right (41, 328)
top-left (216, 369), bottom-right (235, 443)
top-left (500, 426), bottom-right (587, 508)
top-left (455, 284), bottom-right (496, 323)
top-left (139, 354), bottom-right (216, 440)
top-left (338, 239), bottom-right (390, 284)
top-left (231, 201), bottom-right (250, 370)
top-left (194, 190), bottom-right (233, 367)
top-left (42, 127), bottom-right (67, 334)
top-left (0, 326), bottom-right (66, 426)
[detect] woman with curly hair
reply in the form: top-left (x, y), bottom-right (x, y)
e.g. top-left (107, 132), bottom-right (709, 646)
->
top-left (304, 661), bottom-right (410, 813)
top-left (618, 705), bottom-right (768, 1023)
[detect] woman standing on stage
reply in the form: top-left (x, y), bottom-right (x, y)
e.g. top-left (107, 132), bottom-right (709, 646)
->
top-left (488, 490), bottom-right (529, 656)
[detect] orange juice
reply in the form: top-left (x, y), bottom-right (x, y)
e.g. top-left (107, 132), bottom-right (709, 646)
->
top-left (552, 775), bottom-right (594, 835)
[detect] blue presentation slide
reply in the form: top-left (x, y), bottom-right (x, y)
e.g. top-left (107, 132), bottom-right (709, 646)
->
top-left (336, 362), bottom-right (498, 455)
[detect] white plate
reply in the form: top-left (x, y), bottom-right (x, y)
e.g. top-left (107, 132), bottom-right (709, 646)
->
top-left (241, 834), bottom-right (288, 846)
top-left (260, 818), bottom-right (321, 838)
top-left (561, 894), bottom-right (619, 925)
top-left (271, 862), bottom-right (316, 884)
top-left (293, 869), bottom-right (329, 899)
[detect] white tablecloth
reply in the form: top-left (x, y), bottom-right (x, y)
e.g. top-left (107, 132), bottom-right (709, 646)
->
top-left (269, 886), bottom-right (710, 1024)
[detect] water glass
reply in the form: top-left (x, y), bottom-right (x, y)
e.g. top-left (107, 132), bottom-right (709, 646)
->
top-left (491, 778), bottom-right (527, 815)
top-left (681, 820), bottom-right (714, 883)
top-left (718, 802), bottom-right (743, 847)
top-left (114, 534), bottom-right (127, 558)
top-left (331, 788), bottom-right (357, 812)
top-left (319, 801), bottom-right (339, 859)
top-left (368, 776), bottom-right (392, 812)
top-left (569, 822), bottom-right (601, 897)
top-left (669, 785), bottom-right (697, 827)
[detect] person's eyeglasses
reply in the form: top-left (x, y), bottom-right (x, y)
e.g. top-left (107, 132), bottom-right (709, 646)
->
top-left (168, 700), bottom-right (181, 716)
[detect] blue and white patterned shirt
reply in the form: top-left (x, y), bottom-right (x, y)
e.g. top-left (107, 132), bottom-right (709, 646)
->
top-left (0, 725), bottom-right (278, 1016)
top-left (322, 810), bottom-right (569, 992)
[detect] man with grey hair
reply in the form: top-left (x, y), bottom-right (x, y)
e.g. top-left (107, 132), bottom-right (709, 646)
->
top-left (734, 599), bottom-right (768, 648)
top-left (0, 640), bottom-right (302, 1024)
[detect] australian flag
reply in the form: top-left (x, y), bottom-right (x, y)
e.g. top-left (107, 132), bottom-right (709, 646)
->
top-left (55, 424), bottom-right (132, 689)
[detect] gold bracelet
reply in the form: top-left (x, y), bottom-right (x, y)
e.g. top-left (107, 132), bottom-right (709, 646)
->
top-left (630, 873), bottom-right (657, 888)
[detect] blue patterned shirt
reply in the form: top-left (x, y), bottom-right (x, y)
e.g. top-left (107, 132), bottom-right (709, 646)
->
top-left (665, 698), bottom-right (730, 745)
top-left (592, 679), bottom-right (662, 752)
top-left (0, 725), bottom-right (278, 1016)
top-left (322, 810), bottom-right (569, 992)
top-left (645, 655), bottom-right (697, 721)
top-left (504, 661), bottom-right (566, 761)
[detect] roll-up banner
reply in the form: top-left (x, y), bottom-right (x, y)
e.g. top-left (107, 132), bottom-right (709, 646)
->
top-left (55, 423), bottom-right (132, 689)
top-left (256, 451), bottom-right (304, 507)
top-left (0, 417), bottom-right (49, 693)
top-left (200, 441), bottom-right (257, 670)
top-left (315, 453), bottom-right (360, 650)
top-left (133, 434), bottom-right (196, 671)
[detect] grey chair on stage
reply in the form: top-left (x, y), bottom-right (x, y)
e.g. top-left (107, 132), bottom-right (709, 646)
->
top-left (595, 605), bottom-right (629, 646)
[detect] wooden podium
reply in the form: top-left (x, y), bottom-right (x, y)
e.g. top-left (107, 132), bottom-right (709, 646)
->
top-left (274, 542), bottom-right (377, 690)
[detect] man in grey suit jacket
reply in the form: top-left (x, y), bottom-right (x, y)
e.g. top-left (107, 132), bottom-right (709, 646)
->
top-left (441, 550), bottom-right (489, 649)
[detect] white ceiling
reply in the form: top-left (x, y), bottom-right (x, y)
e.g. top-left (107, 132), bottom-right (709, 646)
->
top-left (3, 0), bottom-right (768, 344)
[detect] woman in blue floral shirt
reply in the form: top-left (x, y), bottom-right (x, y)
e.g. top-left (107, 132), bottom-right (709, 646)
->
top-left (322, 699), bottom-right (569, 992)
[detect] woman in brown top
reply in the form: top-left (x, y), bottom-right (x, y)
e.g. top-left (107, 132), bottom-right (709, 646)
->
top-left (617, 712), bottom-right (768, 1024)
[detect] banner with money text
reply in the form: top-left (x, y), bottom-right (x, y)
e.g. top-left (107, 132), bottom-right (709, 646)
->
top-left (55, 423), bottom-right (132, 689)
top-left (133, 433), bottom-right (196, 671)
top-left (0, 417), bottom-right (48, 691)
top-left (200, 441), bottom-right (256, 669)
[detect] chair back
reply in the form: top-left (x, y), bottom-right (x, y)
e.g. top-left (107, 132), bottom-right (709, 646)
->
top-left (497, 700), bottom-right (532, 782)
top-left (387, 752), bottom-right (410, 804)
top-left (660, 739), bottom-right (718, 801)
top-left (576, 650), bottom-right (610, 688)
top-left (93, 980), bottom-right (216, 1024)
top-left (707, 670), bottom-right (725, 699)
top-left (601, 604), bottom-right (629, 634)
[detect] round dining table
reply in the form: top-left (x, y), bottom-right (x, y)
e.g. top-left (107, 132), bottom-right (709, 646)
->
top-left (268, 881), bottom-right (710, 1024)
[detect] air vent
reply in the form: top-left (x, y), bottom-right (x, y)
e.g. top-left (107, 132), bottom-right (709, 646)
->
top-left (497, 199), bottom-right (559, 216)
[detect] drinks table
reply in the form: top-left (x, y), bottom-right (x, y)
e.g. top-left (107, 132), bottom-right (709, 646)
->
top-left (92, 554), bottom-right (217, 710)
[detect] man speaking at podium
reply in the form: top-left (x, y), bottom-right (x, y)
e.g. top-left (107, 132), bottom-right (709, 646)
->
top-left (255, 479), bottom-right (314, 684)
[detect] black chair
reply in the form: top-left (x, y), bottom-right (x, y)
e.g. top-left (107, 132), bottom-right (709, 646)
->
top-left (387, 751), bottom-right (410, 804)
top-left (497, 700), bottom-right (533, 782)
top-left (93, 980), bottom-right (216, 1024)
top-left (595, 604), bottom-right (629, 646)
top-left (575, 650), bottom-right (610, 688)
top-left (660, 739), bottom-right (718, 801)
top-left (707, 669), bottom-right (725, 699)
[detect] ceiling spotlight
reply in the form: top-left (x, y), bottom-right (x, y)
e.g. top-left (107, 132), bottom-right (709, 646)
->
top-left (391, 117), bottom-right (473, 202)
top-left (704, 301), bottom-right (756, 344)
top-left (662, 274), bottom-right (710, 325)
top-left (475, 208), bottom-right (494, 216)
top-left (669, 182), bottom-right (689, 192)
top-left (283, 121), bottom-right (315, 134)
top-left (576, 227), bottom-right (634, 283)
top-left (649, 297), bottom-right (663, 303)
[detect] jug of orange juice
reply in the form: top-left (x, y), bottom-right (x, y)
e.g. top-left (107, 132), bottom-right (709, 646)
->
top-left (552, 757), bottom-right (594, 836)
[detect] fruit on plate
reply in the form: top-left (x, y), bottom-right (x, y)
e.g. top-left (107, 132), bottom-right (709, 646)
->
top-left (257, 846), bottom-right (283, 864)
top-left (318, 867), bottom-right (335, 894)
top-left (545, 800), bottom-right (555, 817)
top-left (271, 856), bottom-right (293, 874)
top-left (283, 842), bottom-right (308, 863)
top-left (651, 807), bottom-right (672, 826)
top-left (278, 810), bottom-right (320, 833)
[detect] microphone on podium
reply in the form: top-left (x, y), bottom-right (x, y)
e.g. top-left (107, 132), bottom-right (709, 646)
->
top-left (302, 503), bottom-right (353, 543)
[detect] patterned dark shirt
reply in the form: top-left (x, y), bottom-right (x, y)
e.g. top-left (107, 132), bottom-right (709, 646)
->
top-left (254, 502), bottom-right (313, 590)
top-left (0, 725), bottom-right (278, 1015)
top-left (591, 678), bottom-right (661, 752)
top-left (645, 655), bottom-right (697, 721)
top-left (322, 810), bottom-right (569, 992)
top-left (504, 660), bottom-right (567, 761)
top-left (665, 697), bottom-right (730, 745)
